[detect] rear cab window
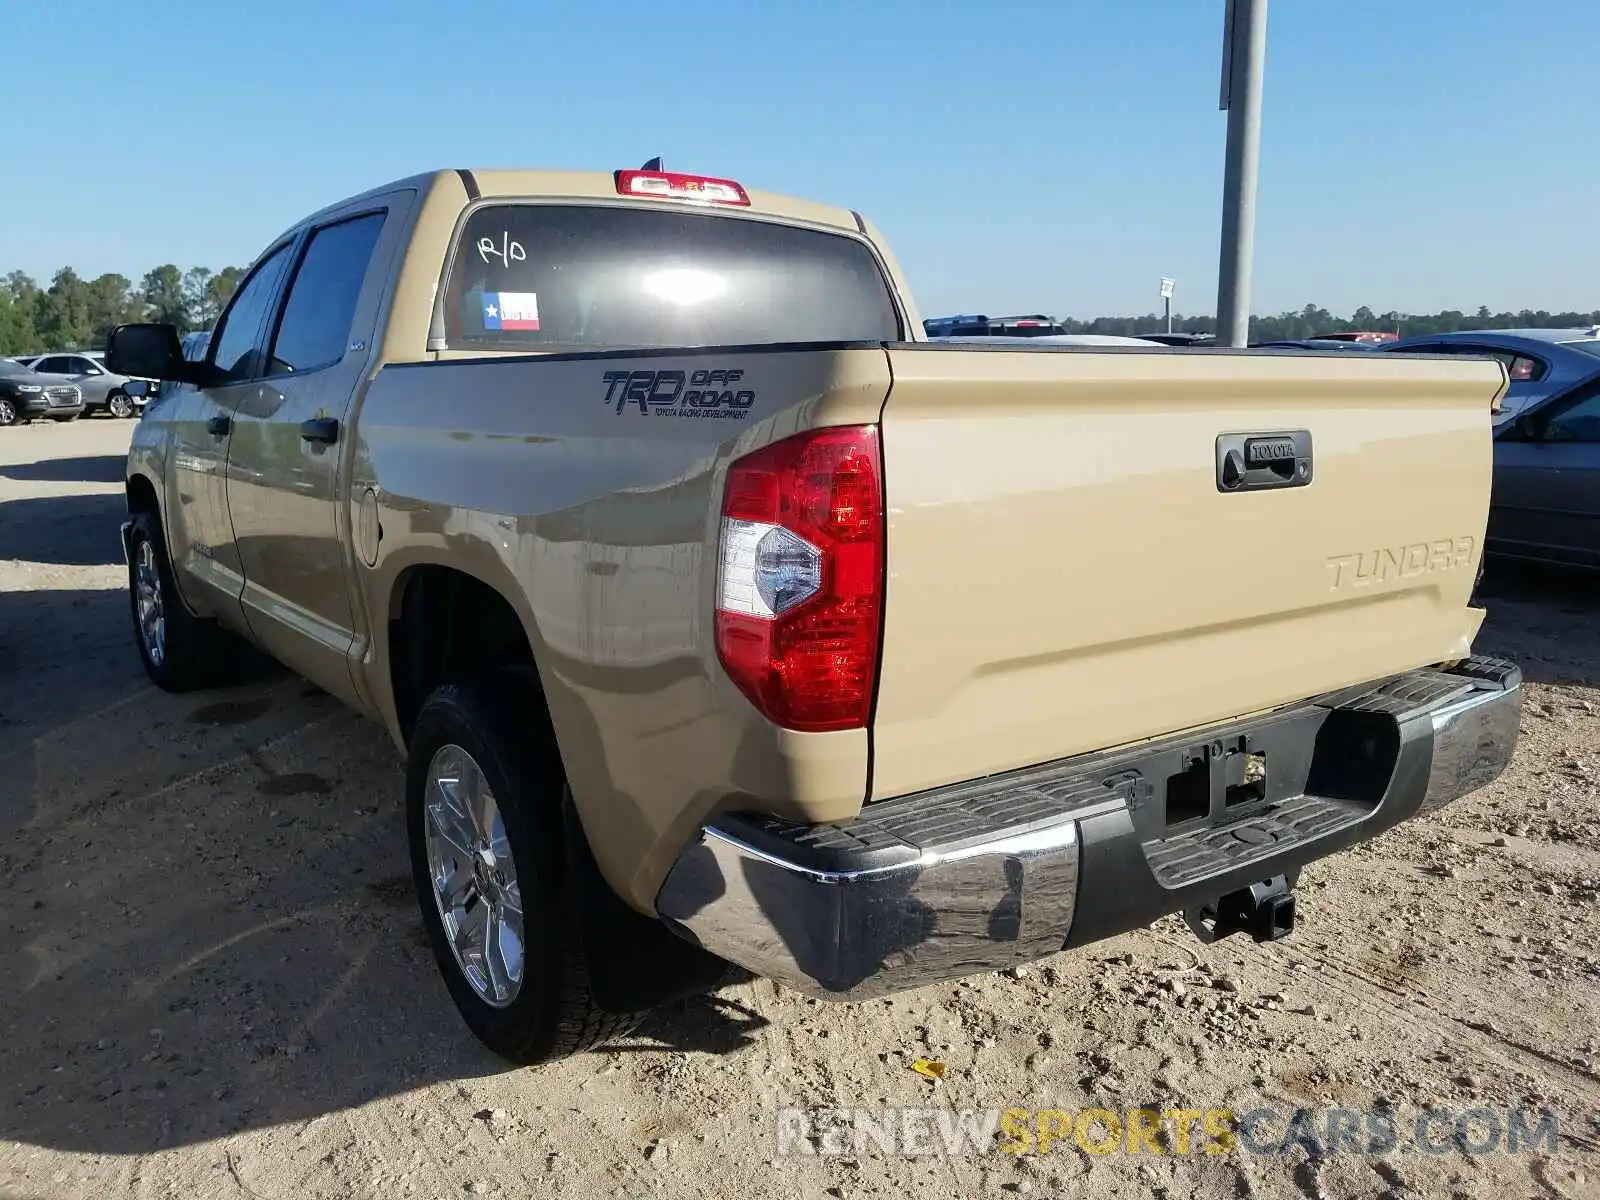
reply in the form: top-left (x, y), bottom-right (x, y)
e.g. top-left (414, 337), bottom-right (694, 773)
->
top-left (440, 204), bottom-right (902, 350)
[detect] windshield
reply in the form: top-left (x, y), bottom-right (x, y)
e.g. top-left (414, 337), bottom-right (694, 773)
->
top-left (0, 360), bottom-right (34, 376)
top-left (442, 204), bottom-right (902, 350)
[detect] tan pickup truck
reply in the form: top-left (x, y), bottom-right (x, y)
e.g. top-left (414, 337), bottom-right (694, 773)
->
top-left (108, 165), bottom-right (1522, 1064)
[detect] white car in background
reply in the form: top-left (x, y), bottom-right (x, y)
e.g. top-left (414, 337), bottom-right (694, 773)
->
top-left (19, 350), bottom-right (150, 418)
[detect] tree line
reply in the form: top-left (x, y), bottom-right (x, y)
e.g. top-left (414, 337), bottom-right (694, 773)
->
top-left (0, 265), bottom-right (243, 357)
top-left (4, 264), bottom-right (1596, 356)
top-left (1057, 303), bottom-right (1600, 341)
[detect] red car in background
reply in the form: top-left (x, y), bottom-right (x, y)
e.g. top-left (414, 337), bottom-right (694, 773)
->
top-left (1313, 331), bottom-right (1399, 344)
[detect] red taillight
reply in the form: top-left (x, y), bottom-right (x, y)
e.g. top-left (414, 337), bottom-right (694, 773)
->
top-left (715, 426), bottom-right (884, 732)
top-left (615, 170), bottom-right (751, 207)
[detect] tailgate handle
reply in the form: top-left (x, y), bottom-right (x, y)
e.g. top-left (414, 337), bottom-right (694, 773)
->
top-left (1216, 431), bottom-right (1313, 493)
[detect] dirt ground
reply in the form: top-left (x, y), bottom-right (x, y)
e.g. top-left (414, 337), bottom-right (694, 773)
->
top-left (1, 419), bottom-right (1597, 1200)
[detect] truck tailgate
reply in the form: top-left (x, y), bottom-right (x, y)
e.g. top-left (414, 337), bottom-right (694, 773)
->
top-left (870, 345), bottom-right (1506, 801)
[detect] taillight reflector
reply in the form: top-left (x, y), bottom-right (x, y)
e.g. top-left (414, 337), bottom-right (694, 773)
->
top-left (615, 170), bottom-right (751, 207)
top-left (715, 426), bottom-right (884, 732)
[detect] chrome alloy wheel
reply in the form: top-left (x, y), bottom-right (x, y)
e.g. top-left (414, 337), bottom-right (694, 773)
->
top-left (133, 538), bottom-right (166, 666)
top-left (423, 744), bottom-right (525, 1007)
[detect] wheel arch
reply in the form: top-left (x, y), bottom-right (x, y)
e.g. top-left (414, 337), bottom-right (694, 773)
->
top-left (389, 562), bottom-right (733, 1014)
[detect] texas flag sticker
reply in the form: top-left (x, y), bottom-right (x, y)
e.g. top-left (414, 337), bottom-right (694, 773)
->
top-left (482, 291), bottom-right (540, 331)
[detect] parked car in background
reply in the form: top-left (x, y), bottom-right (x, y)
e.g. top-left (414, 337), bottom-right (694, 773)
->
top-left (0, 358), bottom-right (84, 425)
top-left (922, 314), bottom-right (991, 337)
top-left (1379, 328), bottom-right (1600, 424)
top-left (942, 333), bottom-right (1169, 347)
top-left (1487, 368), bottom-right (1600, 570)
top-left (1253, 339), bottom-right (1385, 352)
top-left (923, 314), bottom-right (1070, 337)
top-left (20, 351), bottom-right (146, 418)
top-left (1137, 332), bottom-right (1212, 346)
top-left (1310, 331), bottom-right (1399, 344)
top-left (986, 314), bottom-right (1070, 336)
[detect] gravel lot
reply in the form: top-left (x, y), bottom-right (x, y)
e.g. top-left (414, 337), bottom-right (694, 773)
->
top-left (2, 419), bottom-right (1597, 1200)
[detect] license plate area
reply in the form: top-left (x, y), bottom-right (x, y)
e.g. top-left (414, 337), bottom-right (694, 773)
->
top-left (1119, 707), bottom-right (1327, 844)
top-left (1164, 737), bottom-right (1271, 828)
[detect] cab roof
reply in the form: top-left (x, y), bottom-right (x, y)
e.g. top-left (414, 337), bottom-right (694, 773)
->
top-left (300, 168), bottom-right (864, 235)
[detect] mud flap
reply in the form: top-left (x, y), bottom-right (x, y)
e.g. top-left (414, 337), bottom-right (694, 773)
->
top-left (562, 794), bottom-right (740, 1014)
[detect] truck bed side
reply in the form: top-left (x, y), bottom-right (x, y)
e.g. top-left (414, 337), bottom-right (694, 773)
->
top-left (350, 345), bottom-right (892, 908)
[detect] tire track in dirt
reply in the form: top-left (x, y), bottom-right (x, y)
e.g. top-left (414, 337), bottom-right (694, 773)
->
top-left (1261, 938), bottom-right (1600, 1141)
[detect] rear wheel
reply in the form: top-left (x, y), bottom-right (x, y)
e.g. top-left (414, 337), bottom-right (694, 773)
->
top-left (407, 674), bottom-right (635, 1063)
top-left (126, 509), bottom-right (265, 691)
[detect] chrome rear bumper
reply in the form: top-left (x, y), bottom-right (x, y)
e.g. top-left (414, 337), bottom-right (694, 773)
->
top-left (655, 657), bottom-right (1521, 1000)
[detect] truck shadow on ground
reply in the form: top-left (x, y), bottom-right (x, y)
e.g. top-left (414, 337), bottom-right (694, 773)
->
top-left (0, 650), bottom-right (776, 1158)
top-left (0, 492), bottom-right (126, 566)
top-left (7, 554), bottom-right (1583, 1157)
top-left (0, 586), bottom-right (144, 837)
top-left (0, 454), bottom-right (126, 486)
top-left (1476, 561), bottom-right (1600, 688)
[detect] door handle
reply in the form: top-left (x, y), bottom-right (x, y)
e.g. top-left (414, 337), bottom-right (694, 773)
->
top-left (300, 417), bottom-right (340, 445)
top-left (207, 415), bottom-right (231, 437)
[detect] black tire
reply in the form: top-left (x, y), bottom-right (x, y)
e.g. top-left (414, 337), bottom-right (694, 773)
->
top-left (0, 398), bottom-right (15, 427)
top-left (126, 509), bottom-right (264, 691)
top-left (407, 673), bottom-right (636, 1063)
top-left (107, 391), bottom-right (136, 419)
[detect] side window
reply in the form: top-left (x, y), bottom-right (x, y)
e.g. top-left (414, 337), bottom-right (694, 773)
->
top-left (72, 357), bottom-right (100, 375)
top-left (267, 212), bottom-right (386, 375)
top-left (1545, 385), bottom-right (1600, 443)
top-left (35, 357), bottom-right (66, 374)
top-left (209, 243), bottom-right (296, 384)
top-left (1507, 355), bottom-right (1545, 382)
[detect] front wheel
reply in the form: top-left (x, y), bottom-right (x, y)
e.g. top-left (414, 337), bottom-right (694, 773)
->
top-left (407, 674), bottom-right (635, 1063)
top-left (107, 391), bottom-right (135, 419)
top-left (126, 509), bottom-right (265, 691)
top-left (0, 398), bottom-right (15, 427)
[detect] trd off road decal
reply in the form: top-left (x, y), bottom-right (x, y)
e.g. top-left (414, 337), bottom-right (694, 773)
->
top-left (602, 369), bottom-right (756, 420)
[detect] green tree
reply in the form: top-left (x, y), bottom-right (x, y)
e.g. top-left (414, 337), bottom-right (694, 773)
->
top-left (182, 266), bottom-right (214, 329)
top-left (34, 268), bottom-right (94, 350)
top-left (140, 264), bottom-right (187, 328)
top-left (204, 266), bottom-right (242, 327)
top-left (84, 274), bottom-right (141, 348)
top-left (0, 289), bottom-right (39, 355)
top-left (183, 264), bottom-right (242, 330)
top-left (4, 271), bottom-right (39, 305)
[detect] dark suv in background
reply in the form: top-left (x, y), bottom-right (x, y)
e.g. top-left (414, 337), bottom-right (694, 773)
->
top-left (0, 359), bottom-right (84, 426)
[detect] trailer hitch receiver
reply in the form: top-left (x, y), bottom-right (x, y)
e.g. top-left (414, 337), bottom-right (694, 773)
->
top-left (1183, 875), bottom-right (1296, 944)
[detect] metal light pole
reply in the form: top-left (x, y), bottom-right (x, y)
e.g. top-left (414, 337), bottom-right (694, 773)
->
top-left (1160, 277), bottom-right (1176, 334)
top-left (1215, 0), bottom-right (1269, 347)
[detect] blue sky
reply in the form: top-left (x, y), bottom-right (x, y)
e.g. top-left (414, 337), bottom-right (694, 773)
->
top-left (3, 0), bottom-right (1596, 319)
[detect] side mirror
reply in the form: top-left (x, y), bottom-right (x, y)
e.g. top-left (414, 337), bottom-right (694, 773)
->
top-left (105, 323), bottom-right (205, 384)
